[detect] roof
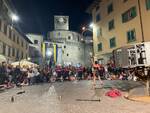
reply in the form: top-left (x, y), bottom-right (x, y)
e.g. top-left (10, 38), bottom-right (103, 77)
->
top-left (15, 27), bottom-right (33, 44)
top-left (86, 0), bottom-right (102, 13)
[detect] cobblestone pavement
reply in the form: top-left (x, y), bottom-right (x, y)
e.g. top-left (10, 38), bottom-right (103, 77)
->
top-left (0, 80), bottom-right (149, 113)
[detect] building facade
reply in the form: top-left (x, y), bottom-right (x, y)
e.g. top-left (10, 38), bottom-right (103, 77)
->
top-left (47, 30), bottom-right (86, 66)
top-left (43, 15), bottom-right (93, 66)
top-left (26, 34), bottom-right (44, 65)
top-left (88, 0), bottom-right (150, 64)
top-left (0, 0), bottom-right (30, 63)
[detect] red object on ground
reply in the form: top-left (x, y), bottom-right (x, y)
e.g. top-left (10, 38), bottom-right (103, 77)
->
top-left (105, 89), bottom-right (122, 98)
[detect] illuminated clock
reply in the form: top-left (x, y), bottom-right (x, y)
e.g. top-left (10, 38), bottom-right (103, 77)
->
top-left (56, 17), bottom-right (67, 25)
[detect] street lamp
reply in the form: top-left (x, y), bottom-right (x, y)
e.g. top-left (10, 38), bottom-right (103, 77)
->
top-left (27, 57), bottom-right (31, 61)
top-left (46, 50), bottom-right (52, 57)
top-left (11, 14), bottom-right (19, 21)
top-left (89, 23), bottom-right (94, 29)
top-left (81, 24), bottom-right (93, 42)
top-left (81, 23), bottom-right (94, 36)
top-left (10, 14), bottom-right (19, 29)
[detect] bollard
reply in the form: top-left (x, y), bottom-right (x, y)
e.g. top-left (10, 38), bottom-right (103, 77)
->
top-left (11, 96), bottom-right (14, 103)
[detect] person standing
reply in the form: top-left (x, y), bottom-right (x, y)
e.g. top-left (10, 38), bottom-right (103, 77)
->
top-left (91, 58), bottom-right (103, 88)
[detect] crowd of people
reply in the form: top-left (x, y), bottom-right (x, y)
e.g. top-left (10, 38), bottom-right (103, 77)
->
top-left (0, 60), bottom-right (136, 89)
top-left (0, 62), bottom-right (92, 88)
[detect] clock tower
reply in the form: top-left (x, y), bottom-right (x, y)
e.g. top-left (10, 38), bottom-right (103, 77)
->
top-left (54, 16), bottom-right (69, 30)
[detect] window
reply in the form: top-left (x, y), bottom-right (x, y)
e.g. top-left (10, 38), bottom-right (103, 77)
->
top-left (64, 45), bottom-right (66, 48)
top-left (67, 53), bottom-right (69, 56)
top-left (96, 13), bottom-right (101, 22)
top-left (96, 6), bottom-right (100, 12)
top-left (123, 0), bottom-right (128, 2)
top-left (21, 51), bottom-right (24, 59)
top-left (3, 43), bottom-right (6, 55)
top-left (110, 37), bottom-right (116, 48)
top-left (13, 33), bottom-right (16, 42)
top-left (16, 49), bottom-right (19, 60)
top-left (146, 0), bottom-right (150, 10)
top-left (68, 36), bottom-right (71, 40)
top-left (0, 19), bottom-right (2, 31)
top-left (21, 41), bottom-right (24, 47)
top-left (17, 36), bottom-right (19, 44)
top-left (26, 44), bottom-right (28, 49)
top-left (78, 36), bottom-right (80, 42)
top-left (97, 43), bottom-right (102, 51)
top-left (97, 27), bottom-right (102, 37)
top-left (127, 29), bottom-right (136, 42)
top-left (9, 28), bottom-right (12, 39)
top-left (108, 19), bottom-right (114, 30)
top-left (3, 23), bottom-right (7, 35)
top-left (12, 48), bottom-right (15, 57)
top-left (122, 7), bottom-right (137, 23)
top-left (58, 32), bottom-right (61, 36)
top-left (108, 3), bottom-right (113, 14)
top-left (8, 46), bottom-right (11, 57)
top-left (34, 40), bottom-right (38, 44)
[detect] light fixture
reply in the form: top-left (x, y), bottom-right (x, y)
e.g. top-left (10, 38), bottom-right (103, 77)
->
top-left (46, 51), bottom-right (52, 57)
top-left (89, 23), bottom-right (94, 29)
top-left (89, 52), bottom-right (93, 57)
top-left (11, 14), bottom-right (19, 21)
top-left (82, 27), bottom-right (86, 31)
top-left (27, 57), bottom-right (31, 61)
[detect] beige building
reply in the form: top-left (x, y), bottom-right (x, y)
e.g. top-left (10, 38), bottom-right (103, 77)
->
top-left (0, 19), bottom-right (30, 63)
top-left (87, 0), bottom-right (150, 64)
top-left (0, 0), bottom-right (31, 63)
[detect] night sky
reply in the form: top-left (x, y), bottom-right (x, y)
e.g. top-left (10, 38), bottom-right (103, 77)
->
top-left (11, 0), bottom-right (93, 36)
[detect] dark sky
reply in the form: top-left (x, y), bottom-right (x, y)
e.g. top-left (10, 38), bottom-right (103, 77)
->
top-left (11, 0), bottom-right (92, 36)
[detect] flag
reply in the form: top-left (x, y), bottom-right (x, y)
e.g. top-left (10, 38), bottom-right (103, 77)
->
top-left (42, 43), bottom-right (46, 58)
top-left (53, 44), bottom-right (58, 64)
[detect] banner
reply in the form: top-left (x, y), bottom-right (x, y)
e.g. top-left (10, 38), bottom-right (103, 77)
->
top-left (57, 48), bottom-right (62, 64)
top-left (42, 43), bottom-right (46, 58)
top-left (53, 44), bottom-right (58, 64)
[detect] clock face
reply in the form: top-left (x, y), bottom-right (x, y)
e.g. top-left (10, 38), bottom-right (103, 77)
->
top-left (56, 17), bottom-right (67, 25)
top-left (54, 16), bottom-right (69, 30)
top-left (59, 17), bottom-right (64, 23)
